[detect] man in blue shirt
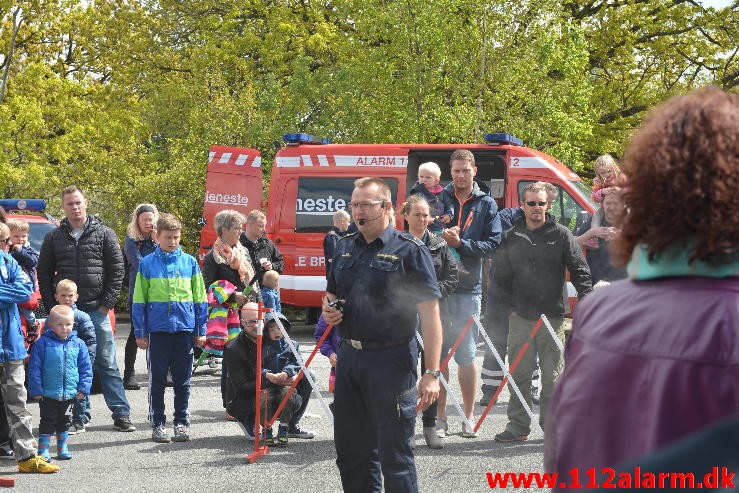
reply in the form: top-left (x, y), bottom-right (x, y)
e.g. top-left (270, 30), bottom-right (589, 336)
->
top-left (323, 177), bottom-right (442, 493)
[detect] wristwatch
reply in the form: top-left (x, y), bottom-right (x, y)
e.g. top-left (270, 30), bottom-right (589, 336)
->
top-left (424, 369), bottom-right (441, 378)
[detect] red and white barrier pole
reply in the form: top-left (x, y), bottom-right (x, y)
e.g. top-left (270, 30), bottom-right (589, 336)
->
top-left (247, 302), bottom-right (269, 463)
top-left (473, 316), bottom-right (543, 434)
top-left (414, 331), bottom-right (468, 424)
top-left (265, 322), bottom-right (336, 429)
top-left (265, 318), bottom-right (333, 428)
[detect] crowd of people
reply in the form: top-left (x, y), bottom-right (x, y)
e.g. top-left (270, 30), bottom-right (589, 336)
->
top-left (0, 86), bottom-right (734, 491)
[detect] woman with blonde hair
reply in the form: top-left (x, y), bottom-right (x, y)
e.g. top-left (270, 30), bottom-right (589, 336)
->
top-left (122, 203), bottom-right (159, 390)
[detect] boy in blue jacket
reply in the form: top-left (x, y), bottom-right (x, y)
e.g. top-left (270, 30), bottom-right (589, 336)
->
top-left (132, 213), bottom-right (207, 444)
top-left (53, 279), bottom-right (97, 435)
top-left (28, 305), bottom-right (93, 461)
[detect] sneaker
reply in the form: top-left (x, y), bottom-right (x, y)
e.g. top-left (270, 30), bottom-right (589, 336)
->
top-left (462, 419), bottom-right (478, 438)
top-left (435, 418), bottom-right (448, 438)
top-left (68, 422), bottom-right (85, 435)
top-left (0, 442), bottom-right (14, 460)
top-left (113, 415), bottom-right (136, 432)
top-left (532, 386), bottom-right (540, 405)
top-left (208, 357), bottom-right (218, 369)
top-left (264, 427), bottom-right (275, 447)
top-left (225, 413), bottom-right (237, 422)
top-left (152, 425), bottom-right (171, 443)
top-left (494, 430), bottom-right (528, 443)
top-left (173, 424), bottom-right (190, 442)
top-left (18, 454), bottom-right (60, 473)
top-left (286, 425), bottom-right (315, 439)
top-left (237, 422), bottom-right (255, 441)
top-left (277, 425), bottom-right (289, 447)
top-left (423, 427), bottom-right (443, 449)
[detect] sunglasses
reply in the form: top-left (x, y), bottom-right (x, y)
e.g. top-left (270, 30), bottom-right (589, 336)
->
top-left (242, 320), bottom-right (260, 326)
top-left (525, 201), bottom-right (548, 207)
top-left (0, 238), bottom-right (9, 243)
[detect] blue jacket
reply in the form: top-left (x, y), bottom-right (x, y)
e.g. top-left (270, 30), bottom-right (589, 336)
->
top-left (72, 305), bottom-right (97, 365)
top-left (260, 287), bottom-right (281, 313)
top-left (409, 182), bottom-right (454, 233)
top-left (443, 182), bottom-right (502, 293)
top-left (0, 253), bottom-right (34, 363)
top-left (132, 246), bottom-right (208, 337)
top-left (10, 244), bottom-right (39, 289)
top-left (28, 329), bottom-right (92, 401)
top-left (262, 312), bottom-right (300, 384)
top-left (124, 236), bottom-right (157, 303)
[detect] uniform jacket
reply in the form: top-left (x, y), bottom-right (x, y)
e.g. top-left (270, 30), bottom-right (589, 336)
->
top-left (37, 216), bottom-right (124, 312)
top-left (324, 226), bottom-right (348, 280)
top-left (239, 234), bottom-right (284, 287)
top-left (495, 216), bottom-right (592, 319)
top-left (443, 182), bottom-right (502, 294)
top-left (545, 277), bottom-right (739, 481)
top-left (327, 224), bottom-right (441, 342)
top-left (0, 253), bottom-right (33, 362)
top-left (28, 329), bottom-right (92, 401)
top-left (131, 246), bottom-right (208, 338)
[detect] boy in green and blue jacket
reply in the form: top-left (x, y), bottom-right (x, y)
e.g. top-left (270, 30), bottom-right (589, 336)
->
top-left (132, 213), bottom-right (207, 444)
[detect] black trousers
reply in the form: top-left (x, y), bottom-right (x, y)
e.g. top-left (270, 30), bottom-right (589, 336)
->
top-left (38, 398), bottom-right (75, 435)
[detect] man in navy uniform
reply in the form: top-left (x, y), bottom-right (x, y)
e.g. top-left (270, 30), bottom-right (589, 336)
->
top-left (322, 177), bottom-right (442, 493)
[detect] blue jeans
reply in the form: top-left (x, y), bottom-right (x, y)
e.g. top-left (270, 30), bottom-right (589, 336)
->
top-left (88, 309), bottom-right (130, 420)
top-left (446, 293), bottom-right (481, 366)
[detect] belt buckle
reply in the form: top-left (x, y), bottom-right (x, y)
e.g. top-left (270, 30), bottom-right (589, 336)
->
top-left (349, 339), bottom-right (363, 350)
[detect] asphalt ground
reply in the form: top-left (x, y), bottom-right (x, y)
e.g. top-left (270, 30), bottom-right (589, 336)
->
top-left (4, 322), bottom-right (545, 492)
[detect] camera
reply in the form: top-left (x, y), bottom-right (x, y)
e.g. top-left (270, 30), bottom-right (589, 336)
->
top-left (327, 298), bottom-right (345, 313)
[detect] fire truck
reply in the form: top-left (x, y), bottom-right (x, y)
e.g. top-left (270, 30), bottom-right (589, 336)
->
top-left (200, 133), bottom-right (596, 320)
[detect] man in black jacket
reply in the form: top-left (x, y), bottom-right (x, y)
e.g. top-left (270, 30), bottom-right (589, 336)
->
top-left (493, 182), bottom-right (591, 443)
top-left (239, 210), bottom-right (284, 288)
top-left (223, 302), bottom-right (262, 440)
top-left (37, 186), bottom-right (135, 433)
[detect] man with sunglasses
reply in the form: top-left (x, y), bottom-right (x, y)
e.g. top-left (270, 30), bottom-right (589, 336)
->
top-left (493, 182), bottom-right (591, 443)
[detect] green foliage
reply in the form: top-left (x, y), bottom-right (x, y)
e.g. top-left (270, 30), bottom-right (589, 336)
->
top-left (1, 0), bottom-right (737, 250)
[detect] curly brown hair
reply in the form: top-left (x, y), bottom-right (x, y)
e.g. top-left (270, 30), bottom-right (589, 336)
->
top-left (612, 86), bottom-right (738, 267)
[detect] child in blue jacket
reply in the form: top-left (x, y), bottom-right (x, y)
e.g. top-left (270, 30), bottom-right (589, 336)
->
top-left (28, 305), bottom-right (93, 461)
top-left (261, 311), bottom-right (302, 446)
top-left (132, 214), bottom-right (208, 444)
top-left (53, 279), bottom-right (97, 434)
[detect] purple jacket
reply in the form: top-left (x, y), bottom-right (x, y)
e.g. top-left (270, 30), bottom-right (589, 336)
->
top-left (314, 314), bottom-right (341, 358)
top-left (545, 277), bottom-right (739, 483)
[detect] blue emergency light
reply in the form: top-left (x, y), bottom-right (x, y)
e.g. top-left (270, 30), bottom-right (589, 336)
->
top-left (282, 133), bottom-right (332, 145)
top-left (0, 199), bottom-right (47, 212)
top-left (484, 133), bottom-right (524, 146)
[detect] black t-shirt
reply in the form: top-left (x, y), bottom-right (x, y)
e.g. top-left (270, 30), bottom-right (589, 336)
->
top-left (575, 217), bottom-right (627, 284)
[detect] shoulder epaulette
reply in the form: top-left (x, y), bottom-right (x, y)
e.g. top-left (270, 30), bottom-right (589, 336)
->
top-left (338, 232), bottom-right (358, 241)
top-left (399, 232), bottom-right (425, 247)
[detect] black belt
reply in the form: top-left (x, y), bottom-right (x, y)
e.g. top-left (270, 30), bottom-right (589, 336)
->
top-left (344, 337), bottom-right (411, 351)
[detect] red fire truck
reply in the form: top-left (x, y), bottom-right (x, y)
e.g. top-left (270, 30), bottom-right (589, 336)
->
top-left (200, 133), bottom-right (596, 319)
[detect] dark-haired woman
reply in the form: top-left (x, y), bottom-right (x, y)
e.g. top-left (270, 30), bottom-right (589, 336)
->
top-left (546, 86), bottom-right (739, 483)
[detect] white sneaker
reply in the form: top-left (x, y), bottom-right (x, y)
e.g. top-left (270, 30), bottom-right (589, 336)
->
top-left (435, 418), bottom-right (448, 438)
top-left (462, 419), bottom-right (477, 438)
top-left (208, 357), bottom-right (218, 369)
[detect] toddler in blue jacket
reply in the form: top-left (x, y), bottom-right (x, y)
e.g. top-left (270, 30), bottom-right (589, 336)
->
top-left (260, 270), bottom-right (282, 313)
top-left (28, 305), bottom-right (93, 461)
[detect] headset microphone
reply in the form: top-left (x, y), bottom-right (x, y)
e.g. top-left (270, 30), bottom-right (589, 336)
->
top-left (357, 200), bottom-right (385, 226)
